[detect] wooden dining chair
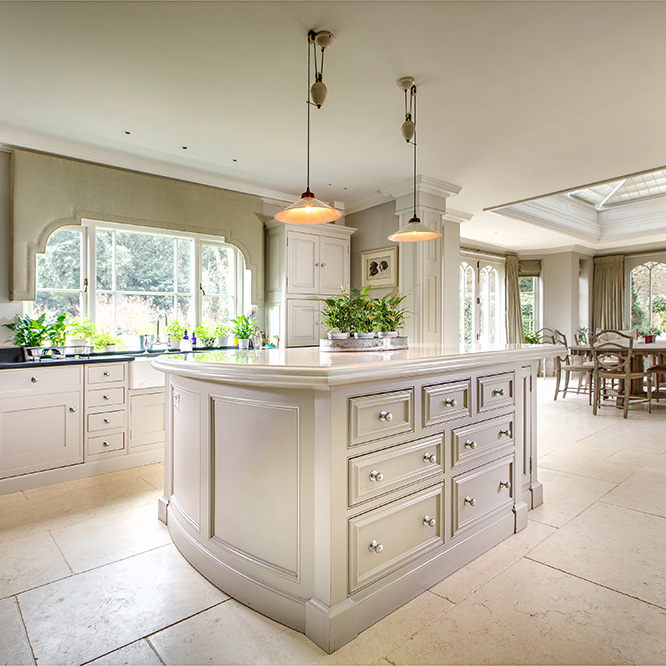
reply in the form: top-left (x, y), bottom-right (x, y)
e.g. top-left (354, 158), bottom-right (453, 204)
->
top-left (647, 362), bottom-right (666, 403)
top-left (590, 330), bottom-right (651, 418)
top-left (553, 330), bottom-right (594, 401)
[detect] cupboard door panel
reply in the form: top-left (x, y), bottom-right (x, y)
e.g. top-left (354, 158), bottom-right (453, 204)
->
top-left (320, 236), bottom-right (348, 295)
top-left (287, 300), bottom-right (321, 347)
top-left (286, 232), bottom-right (319, 294)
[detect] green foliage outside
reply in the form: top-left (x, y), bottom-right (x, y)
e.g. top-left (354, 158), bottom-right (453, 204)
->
top-left (231, 314), bottom-right (257, 340)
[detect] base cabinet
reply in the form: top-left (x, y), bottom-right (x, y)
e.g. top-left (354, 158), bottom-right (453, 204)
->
top-left (129, 388), bottom-right (165, 450)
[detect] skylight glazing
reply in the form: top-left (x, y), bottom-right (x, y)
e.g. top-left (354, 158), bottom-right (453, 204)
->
top-left (568, 169), bottom-right (666, 209)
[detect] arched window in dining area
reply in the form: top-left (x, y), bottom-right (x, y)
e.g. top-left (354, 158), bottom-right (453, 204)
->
top-left (630, 261), bottom-right (666, 335)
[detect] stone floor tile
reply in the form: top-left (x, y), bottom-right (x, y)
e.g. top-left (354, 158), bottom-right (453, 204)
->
top-left (387, 558), bottom-right (666, 665)
top-left (51, 501), bottom-right (170, 573)
top-left (601, 466), bottom-right (666, 518)
top-left (0, 597), bottom-right (34, 666)
top-left (528, 501), bottom-right (666, 609)
top-left (19, 544), bottom-right (228, 666)
top-left (134, 463), bottom-right (165, 492)
top-left (579, 418), bottom-right (666, 455)
top-left (85, 639), bottom-right (163, 665)
top-left (0, 530), bottom-right (71, 598)
top-left (538, 446), bottom-right (640, 483)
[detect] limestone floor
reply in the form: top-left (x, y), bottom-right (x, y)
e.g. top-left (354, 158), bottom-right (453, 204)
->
top-left (2, 378), bottom-right (666, 665)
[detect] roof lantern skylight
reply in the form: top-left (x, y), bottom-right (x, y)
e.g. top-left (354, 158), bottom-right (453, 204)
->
top-left (568, 168), bottom-right (666, 209)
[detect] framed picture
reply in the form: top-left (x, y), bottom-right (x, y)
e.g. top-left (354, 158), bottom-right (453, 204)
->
top-left (361, 246), bottom-right (398, 289)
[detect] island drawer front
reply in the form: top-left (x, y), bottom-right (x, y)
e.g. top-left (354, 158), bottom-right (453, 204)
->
top-left (87, 363), bottom-right (125, 385)
top-left (87, 410), bottom-right (126, 432)
top-left (87, 432), bottom-right (125, 456)
top-left (348, 389), bottom-right (414, 447)
top-left (477, 372), bottom-right (514, 414)
top-left (0, 366), bottom-right (81, 394)
top-left (348, 435), bottom-right (443, 506)
top-left (423, 380), bottom-right (471, 427)
top-left (87, 387), bottom-right (125, 409)
top-left (452, 413), bottom-right (514, 469)
top-left (348, 484), bottom-right (443, 593)
top-left (452, 456), bottom-right (513, 536)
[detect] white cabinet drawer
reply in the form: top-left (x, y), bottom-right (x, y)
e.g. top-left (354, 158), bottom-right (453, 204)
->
top-left (452, 413), bottom-right (513, 469)
top-left (349, 389), bottom-right (414, 447)
top-left (87, 363), bottom-right (125, 385)
top-left (0, 365), bottom-right (81, 395)
top-left (87, 410), bottom-right (125, 432)
top-left (87, 432), bottom-right (125, 456)
top-left (452, 456), bottom-right (513, 537)
top-left (348, 435), bottom-right (443, 507)
top-left (423, 380), bottom-right (471, 427)
top-left (87, 387), bottom-right (125, 409)
top-left (348, 484), bottom-right (443, 593)
top-left (477, 372), bottom-right (514, 414)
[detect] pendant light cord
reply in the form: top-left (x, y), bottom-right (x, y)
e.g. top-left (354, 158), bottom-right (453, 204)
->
top-left (412, 85), bottom-right (417, 218)
top-left (306, 37), bottom-right (312, 193)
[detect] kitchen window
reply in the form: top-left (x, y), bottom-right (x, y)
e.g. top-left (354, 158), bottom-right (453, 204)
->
top-left (33, 221), bottom-right (246, 337)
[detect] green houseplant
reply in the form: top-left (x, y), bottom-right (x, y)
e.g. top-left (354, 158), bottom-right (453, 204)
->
top-left (231, 314), bottom-right (257, 349)
top-left (373, 291), bottom-right (407, 336)
top-left (3, 313), bottom-right (50, 348)
top-left (46, 313), bottom-right (68, 347)
top-left (67, 317), bottom-right (96, 345)
top-left (93, 332), bottom-right (124, 351)
top-left (214, 323), bottom-right (231, 346)
top-left (319, 285), bottom-right (354, 338)
top-left (165, 320), bottom-right (186, 343)
top-left (193, 323), bottom-right (215, 347)
top-left (350, 286), bottom-right (375, 338)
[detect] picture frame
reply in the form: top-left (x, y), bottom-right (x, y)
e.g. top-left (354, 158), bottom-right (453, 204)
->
top-left (361, 246), bottom-right (398, 289)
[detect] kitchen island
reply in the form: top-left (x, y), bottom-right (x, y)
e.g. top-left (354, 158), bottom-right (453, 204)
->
top-left (153, 343), bottom-right (561, 652)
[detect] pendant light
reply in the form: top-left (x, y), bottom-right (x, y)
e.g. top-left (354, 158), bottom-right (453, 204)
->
top-left (388, 78), bottom-right (442, 243)
top-left (275, 30), bottom-right (341, 225)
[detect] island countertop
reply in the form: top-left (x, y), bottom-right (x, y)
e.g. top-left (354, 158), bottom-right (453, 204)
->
top-left (152, 342), bottom-right (564, 389)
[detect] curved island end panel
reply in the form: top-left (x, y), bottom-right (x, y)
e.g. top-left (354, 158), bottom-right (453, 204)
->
top-left (153, 343), bottom-right (561, 653)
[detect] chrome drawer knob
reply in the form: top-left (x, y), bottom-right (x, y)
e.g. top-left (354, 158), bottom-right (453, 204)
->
top-left (378, 410), bottom-right (393, 422)
top-left (368, 540), bottom-right (383, 554)
top-left (423, 515), bottom-right (436, 527)
top-left (442, 398), bottom-right (457, 407)
top-left (314, 262), bottom-right (320, 267)
top-left (498, 428), bottom-right (511, 437)
top-left (103, 418), bottom-right (110, 424)
top-left (31, 376), bottom-right (38, 383)
top-left (492, 388), bottom-right (505, 397)
top-left (464, 439), bottom-right (477, 449)
top-left (103, 371), bottom-right (110, 377)
top-left (464, 496), bottom-right (477, 506)
top-left (102, 440), bottom-right (110, 447)
top-left (103, 394), bottom-right (110, 400)
top-left (423, 452), bottom-right (436, 464)
top-left (69, 407), bottom-right (77, 413)
top-left (369, 469), bottom-right (384, 482)
top-left (499, 480), bottom-right (512, 489)
top-left (320, 262), bottom-right (326, 267)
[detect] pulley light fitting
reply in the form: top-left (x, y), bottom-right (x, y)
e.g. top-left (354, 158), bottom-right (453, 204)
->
top-left (275, 29), bottom-right (342, 225)
top-left (388, 78), bottom-right (442, 243)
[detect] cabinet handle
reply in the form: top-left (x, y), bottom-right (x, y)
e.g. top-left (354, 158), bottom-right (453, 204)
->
top-left (103, 371), bottom-right (110, 377)
top-left (378, 410), bottom-right (393, 422)
top-left (103, 418), bottom-right (110, 424)
top-left (314, 262), bottom-right (320, 267)
top-left (499, 480), bottom-right (512, 489)
top-left (320, 262), bottom-right (326, 267)
top-left (422, 515), bottom-right (436, 527)
top-left (492, 388), bottom-right (505, 397)
top-left (442, 398), bottom-right (457, 407)
top-left (103, 394), bottom-right (110, 400)
top-left (102, 440), bottom-right (111, 447)
top-left (368, 540), bottom-right (383, 554)
top-left (464, 496), bottom-right (477, 506)
top-left (498, 428), bottom-right (511, 437)
top-left (464, 439), bottom-right (477, 449)
top-left (369, 469), bottom-right (384, 482)
top-left (69, 407), bottom-right (77, 413)
top-left (314, 320), bottom-right (320, 325)
top-left (423, 452), bottom-right (436, 464)
top-left (31, 376), bottom-right (38, 383)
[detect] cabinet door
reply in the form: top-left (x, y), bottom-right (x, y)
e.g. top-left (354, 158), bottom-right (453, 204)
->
top-left (287, 299), bottom-right (321, 347)
top-left (319, 235), bottom-right (349, 295)
top-left (286, 231), bottom-right (319, 294)
top-left (0, 391), bottom-right (83, 479)
top-left (129, 390), bottom-right (166, 450)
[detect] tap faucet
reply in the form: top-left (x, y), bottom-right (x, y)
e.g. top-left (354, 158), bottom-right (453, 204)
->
top-left (156, 313), bottom-right (168, 345)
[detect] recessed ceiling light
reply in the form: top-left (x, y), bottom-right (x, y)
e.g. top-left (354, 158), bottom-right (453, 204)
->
top-left (181, 146), bottom-right (188, 150)
top-left (232, 159), bottom-right (238, 162)
top-left (124, 131), bottom-right (131, 135)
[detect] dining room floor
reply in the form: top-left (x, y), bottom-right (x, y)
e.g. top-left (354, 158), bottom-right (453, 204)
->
top-left (2, 377), bottom-right (666, 666)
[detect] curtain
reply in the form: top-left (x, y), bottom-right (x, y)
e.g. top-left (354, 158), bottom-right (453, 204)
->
top-left (505, 255), bottom-right (525, 344)
top-left (592, 255), bottom-right (625, 330)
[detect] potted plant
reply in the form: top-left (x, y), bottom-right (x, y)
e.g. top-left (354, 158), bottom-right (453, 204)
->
top-left (94, 332), bottom-right (124, 352)
top-left (351, 286), bottom-right (375, 338)
top-left (67, 317), bottom-right (96, 347)
top-left (214, 323), bottom-right (231, 347)
top-left (193, 323), bottom-right (215, 348)
top-left (373, 291), bottom-right (407, 337)
top-left (319, 285), bottom-right (354, 339)
top-left (3, 313), bottom-right (50, 349)
top-left (640, 326), bottom-right (662, 343)
top-left (46, 313), bottom-right (68, 349)
top-left (165, 320), bottom-right (186, 347)
top-left (231, 314), bottom-right (257, 350)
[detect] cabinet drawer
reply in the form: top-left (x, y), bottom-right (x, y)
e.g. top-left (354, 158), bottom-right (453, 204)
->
top-left (349, 389), bottom-right (414, 447)
top-left (87, 410), bottom-right (126, 433)
top-left (452, 456), bottom-right (513, 537)
top-left (477, 372), bottom-right (514, 414)
top-left (0, 365), bottom-right (81, 395)
top-left (87, 363), bottom-right (125, 385)
top-left (87, 432), bottom-right (125, 456)
top-left (423, 380), bottom-right (471, 427)
top-left (87, 387), bottom-right (125, 409)
top-left (348, 435), bottom-right (443, 506)
top-left (452, 413), bottom-right (513, 469)
top-left (348, 484), bottom-right (443, 593)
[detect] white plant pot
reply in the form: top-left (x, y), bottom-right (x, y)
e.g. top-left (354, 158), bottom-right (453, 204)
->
top-left (328, 332), bottom-right (349, 340)
top-left (179, 339), bottom-right (192, 352)
top-left (217, 335), bottom-right (229, 347)
top-left (377, 331), bottom-right (399, 338)
top-left (353, 332), bottom-right (375, 339)
top-left (238, 338), bottom-right (250, 350)
top-left (104, 345), bottom-right (116, 352)
top-left (67, 338), bottom-right (88, 347)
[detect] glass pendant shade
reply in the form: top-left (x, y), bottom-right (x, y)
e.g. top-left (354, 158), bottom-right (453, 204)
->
top-left (388, 215), bottom-right (442, 242)
top-left (275, 189), bottom-right (342, 225)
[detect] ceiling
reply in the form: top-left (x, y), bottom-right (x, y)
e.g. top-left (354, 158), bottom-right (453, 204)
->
top-left (2, 1), bottom-right (666, 253)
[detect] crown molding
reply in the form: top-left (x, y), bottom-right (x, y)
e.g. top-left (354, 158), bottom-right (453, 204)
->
top-left (343, 191), bottom-right (393, 216)
top-left (443, 207), bottom-right (473, 224)
top-left (380, 175), bottom-right (462, 201)
top-left (0, 126), bottom-right (296, 204)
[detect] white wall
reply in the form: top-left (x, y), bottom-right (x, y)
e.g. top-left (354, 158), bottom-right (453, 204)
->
top-left (541, 251), bottom-right (583, 345)
top-left (0, 151), bottom-right (22, 345)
